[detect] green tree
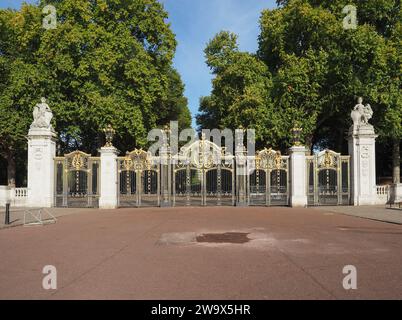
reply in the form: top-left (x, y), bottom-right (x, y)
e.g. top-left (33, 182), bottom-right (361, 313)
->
top-left (269, 0), bottom-right (401, 181)
top-left (0, 0), bottom-right (191, 186)
top-left (197, 31), bottom-right (279, 149)
top-left (199, 0), bottom-right (400, 182)
top-left (0, 4), bottom-right (44, 187)
top-left (259, 1), bottom-right (394, 151)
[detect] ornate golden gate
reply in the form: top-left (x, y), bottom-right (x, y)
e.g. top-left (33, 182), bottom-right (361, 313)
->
top-left (117, 149), bottom-right (160, 207)
top-left (54, 151), bottom-right (100, 207)
top-left (172, 135), bottom-right (235, 206)
top-left (248, 148), bottom-right (289, 206)
top-left (306, 150), bottom-right (350, 206)
top-left (52, 143), bottom-right (346, 208)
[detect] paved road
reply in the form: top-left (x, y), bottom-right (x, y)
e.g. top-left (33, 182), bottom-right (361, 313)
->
top-left (0, 206), bottom-right (401, 300)
top-left (313, 205), bottom-right (402, 225)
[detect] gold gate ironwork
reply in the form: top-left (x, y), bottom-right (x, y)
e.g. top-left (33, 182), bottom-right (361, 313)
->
top-left (172, 134), bottom-right (235, 206)
top-left (54, 151), bottom-right (100, 207)
top-left (53, 144), bottom-right (350, 208)
top-left (306, 150), bottom-right (350, 206)
top-left (117, 149), bottom-right (160, 207)
top-left (248, 148), bottom-right (289, 206)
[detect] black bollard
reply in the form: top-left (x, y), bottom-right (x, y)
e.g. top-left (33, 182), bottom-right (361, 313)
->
top-left (5, 202), bottom-right (10, 225)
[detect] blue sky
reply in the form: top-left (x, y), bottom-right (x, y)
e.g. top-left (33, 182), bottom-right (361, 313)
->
top-left (0, 0), bottom-right (277, 127)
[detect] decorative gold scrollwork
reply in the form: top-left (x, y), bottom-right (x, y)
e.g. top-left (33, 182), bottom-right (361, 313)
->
top-left (71, 153), bottom-right (84, 170)
top-left (256, 148), bottom-right (286, 171)
top-left (67, 152), bottom-right (89, 171)
top-left (120, 149), bottom-right (153, 171)
top-left (274, 151), bottom-right (282, 170)
top-left (123, 153), bottom-right (133, 171)
top-left (178, 136), bottom-right (230, 170)
top-left (321, 150), bottom-right (336, 169)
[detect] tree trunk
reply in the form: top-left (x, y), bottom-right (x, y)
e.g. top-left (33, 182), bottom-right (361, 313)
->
top-left (392, 138), bottom-right (401, 184)
top-left (337, 127), bottom-right (345, 154)
top-left (305, 134), bottom-right (313, 155)
top-left (6, 153), bottom-right (16, 188)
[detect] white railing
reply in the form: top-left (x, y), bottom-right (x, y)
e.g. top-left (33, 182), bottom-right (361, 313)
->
top-left (10, 187), bottom-right (28, 207)
top-left (376, 185), bottom-right (390, 205)
top-left (377, 185), bottom-right (390, 196)
top-left (14, 188), bottom-right (28, 198)
top-left (1, 186), bottom-right (28, 207)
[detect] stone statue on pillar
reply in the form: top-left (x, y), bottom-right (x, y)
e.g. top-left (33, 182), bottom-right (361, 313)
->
top-left (348, 97), bottom-right (378, 206)
top-left (30, 97), bottom-right (54, 131)
top-left (27, 98), bottom-right (57, 208)
top-left (351, 97), bottom-right (373, 127)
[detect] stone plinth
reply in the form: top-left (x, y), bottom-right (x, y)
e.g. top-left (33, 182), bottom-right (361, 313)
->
top-left (0, 186), bottom-right (10, 207)
top-left (390, 183), bottom-right (402, 204)
top-left (27, 127), bottom-right (57, 207)
top-left (99, 146), bottom-right (119, 209)
top-left (348, 124), bottom-right (378, 206)
top-left (289, 145), bottom-right (308, 207)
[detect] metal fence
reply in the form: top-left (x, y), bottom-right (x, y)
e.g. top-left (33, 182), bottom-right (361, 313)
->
top-left (54, 143), bottom-right (350, 208)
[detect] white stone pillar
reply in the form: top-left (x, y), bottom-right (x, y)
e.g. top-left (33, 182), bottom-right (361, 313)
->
top-left (160, 144), bottom-right (171, 207)
top-left (236, 152), bottom-right (248, 207)
top-left (289, 146), bottom-right (308, 207)
top-left (27, 128), bottom-right (57, 207)
top-left (99, 147), bottom-right (119, 209)
top-left (348, 125), bottom-right (378, 206)
top-left (235, 129), bottom-right (247, 206)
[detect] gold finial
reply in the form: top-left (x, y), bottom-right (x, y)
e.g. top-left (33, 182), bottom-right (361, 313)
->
top-left (103, 124), bottom-right (115, 147)
top-left (291, 123), bottom-right (302, 146)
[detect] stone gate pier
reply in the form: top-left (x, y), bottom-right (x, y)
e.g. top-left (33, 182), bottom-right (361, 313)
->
top-left (27, 98), bottom-right (57, 208)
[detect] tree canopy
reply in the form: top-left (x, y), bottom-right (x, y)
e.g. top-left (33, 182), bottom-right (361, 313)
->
top-left (0, 0), bottom-right (191, 185)
top-left (197, 31), bottom-right (279, 149)
top-left (198, 1), bottom-right (401, 161)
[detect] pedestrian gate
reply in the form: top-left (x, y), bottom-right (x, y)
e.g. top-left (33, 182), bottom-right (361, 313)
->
top-left (306, 150), bottom-right (350, 206)
top-left (54, 151), bottom-right (100, 207)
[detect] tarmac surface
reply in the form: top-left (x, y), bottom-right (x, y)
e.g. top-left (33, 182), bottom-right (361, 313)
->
top-left (0, 206), bottom-right (401, 300)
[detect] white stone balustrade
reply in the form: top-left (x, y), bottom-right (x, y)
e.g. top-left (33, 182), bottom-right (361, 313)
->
top-left (14, 188), bottom-right (28, 198)
top-left (376, 185), bottom-right (389, 195)
top-left (376, 185), bottom-right (390, 205)
top-left (0, 187), bottom-right (28, 207)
